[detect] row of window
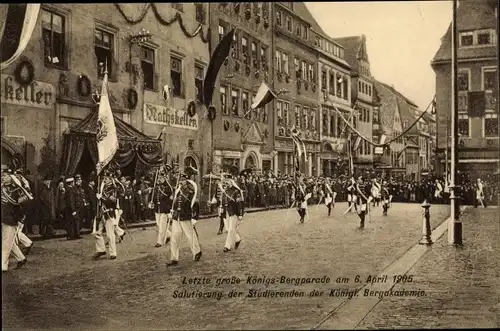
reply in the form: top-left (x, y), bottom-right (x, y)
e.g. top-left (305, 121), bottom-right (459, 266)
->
top-left (358, 80), bottom-right (372, 97)
top-left (458, 67), bottom-right (497, 92)
top-left (357, 106), bottom-right (371, 123)
top-left (359, 65), bottom-right (370, 77)
top-left (320, 68), bottom-right (349, 100)
top-left (218, 22), bottom-right (270, 69)
top-left (276, 100), bottom-right (317, 131)
top-left (43, 8), bottom-right (203, 100)
top-left (276, 10), bottom-right (310, 42)
top-left (314, 35), bottom-right (344, 59)
top-left (275, 50), bottom-right (317, 83)
top-left (171, 3), bottom-right (206, 24)
top-left (219, 86), bottom-right (268, 123)
top-left (459, 29), bottom-right (497, 47)
top-left (458, 113), bottom-right (499, 137)
top-left (357, 140), bottom-right (372, 156)
top-left (322, 112), bottom-right (344, 138)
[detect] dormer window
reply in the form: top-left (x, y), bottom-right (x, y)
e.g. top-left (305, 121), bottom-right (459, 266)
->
top-left (460, 32), bottom-right (473, 46)
top-left (478, 30), bottom-right (491, 45)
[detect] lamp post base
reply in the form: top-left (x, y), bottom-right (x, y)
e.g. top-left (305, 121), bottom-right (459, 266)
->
top-left (450, 221), bottom-right (463, 247)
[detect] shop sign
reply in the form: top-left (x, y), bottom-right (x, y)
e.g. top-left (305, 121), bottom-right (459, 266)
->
top-left (143, 103), bottom-right (198, 131)
top-left (1, 75), bottom-right (55, 109)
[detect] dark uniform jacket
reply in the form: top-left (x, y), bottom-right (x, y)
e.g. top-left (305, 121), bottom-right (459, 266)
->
top-left (38, 183), bottom-right (55, 221)
top-left (86, 183), bottom-right (98, 218)
top-left (65, 185), bottom-right (78, 215)
top-left (173, 183), bottom-right (196, 221)
top-left (155, 183), bottom-right (173, 214)
top-left (1, 185), bottom-right (23, 226)
top-left (100, 183), bottom-right (118, 220)
top-left (218, 186), bottom-right (244, 217)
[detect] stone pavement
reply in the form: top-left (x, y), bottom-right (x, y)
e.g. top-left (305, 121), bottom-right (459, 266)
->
top-left (2, 202), bottom-right (450, 330)
top-left (355, 207), bottom-right (500, 329)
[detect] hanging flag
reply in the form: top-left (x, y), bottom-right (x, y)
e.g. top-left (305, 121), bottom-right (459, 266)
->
top-left (251, 82), bottom-right (277, 109)
top-left (1, 4), bottom-right (41, 70)
top-left (203, 29), bottom-right (236, 108)
top-left (352, 136), bottom-right (362, 152)
top-left (96, 72), bottom-right (119, 175)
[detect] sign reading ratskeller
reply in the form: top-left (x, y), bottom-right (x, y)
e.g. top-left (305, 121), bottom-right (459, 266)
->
top-left (1, 75), bottom-right (55, 109)
top-left (143, 103), bottom-right (198, 131)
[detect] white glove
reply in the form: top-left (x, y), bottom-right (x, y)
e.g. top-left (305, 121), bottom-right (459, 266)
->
top-left (238, 216), bottom-right (243, 221)
top-left (96, 193), bottom-right (102, 199)
top-left (72, 212), bottom-right (77, 216)
top-left (170, 209), bottom-right (174, 215)
top-left (191, 219), bottom-right (197, 226)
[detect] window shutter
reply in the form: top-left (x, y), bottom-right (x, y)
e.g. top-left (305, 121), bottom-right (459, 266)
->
top-left (154, 72), bottom-right (158, 91)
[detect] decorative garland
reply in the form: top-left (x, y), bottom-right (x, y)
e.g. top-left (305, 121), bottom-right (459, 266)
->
top-left (77, 75), bottom-right (91, 97)
top-left (187, 100), bottom-right (196, 117)
top-left (14, 60), bottom-right (35, 86)
top-left (114, 3), bottom-right (209, 43)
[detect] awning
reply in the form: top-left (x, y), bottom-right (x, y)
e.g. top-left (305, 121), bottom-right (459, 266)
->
top-left (60, 109), bottom-right (163, 176)
top-left (321, 139), bottom-right (346, 154)
top-left (1, 136), bottom-right (24, 168)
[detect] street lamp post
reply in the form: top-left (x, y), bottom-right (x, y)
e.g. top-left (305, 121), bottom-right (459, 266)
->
top-left (448, 0), bottom-right (462, 246)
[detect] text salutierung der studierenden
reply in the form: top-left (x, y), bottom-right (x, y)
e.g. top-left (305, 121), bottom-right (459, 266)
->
top-left (171, 274), bottom-right (427, 301)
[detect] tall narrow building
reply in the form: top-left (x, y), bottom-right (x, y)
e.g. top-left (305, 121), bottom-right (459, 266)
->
top-left (431, 0), bottom-right (499, 178)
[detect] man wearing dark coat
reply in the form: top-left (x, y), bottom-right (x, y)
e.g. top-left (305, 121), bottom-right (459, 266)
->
top-left (38, 175), bottom-right (56, 238)
top-left (64, 177), bottom-right (81, 240)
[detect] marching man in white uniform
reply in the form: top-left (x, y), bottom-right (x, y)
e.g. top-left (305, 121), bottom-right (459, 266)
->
top-left (434, 179), bottom-right (443, 203)
top-left (93, 171), bottom-right (119, 260)
top-left (2, 166), bottom-right (30, 271)
top-left (295, 176), bottom-right (312, 223)
top-left (323, 178), bottom-right (335, 216)
top-left (371, 178), bottom-right (381, 207)
top-left (149, 168), bottom-right (173, 247)
top-left (475, 178), bottom-right (486, 208)
top-left (167, 173), bottom-right (202, 266)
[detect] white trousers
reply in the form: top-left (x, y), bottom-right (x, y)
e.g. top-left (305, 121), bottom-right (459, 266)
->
top-left (17, 223), bottom-right (32, 248)
top-left (2, 223), bottom-right (25, 271)
top-left (224, 215), bottom-right (241, 250)
top-left (114, 209), bottom-right (125, 237)
top-left (95, 217), bottom-right (117, 257)
top-left (170, 220), bottom-right (201, 261)
top-left (155, 212), bottom-right (172, 245)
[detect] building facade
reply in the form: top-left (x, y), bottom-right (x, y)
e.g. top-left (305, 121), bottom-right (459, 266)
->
top-left (334, 35), bottom-right (375, 170)
top-left (315, 32), bottom-right (352, 176)
top-left (1, 3), bottom-right (210, 177)
top-left (431, 0), bottom-right (499, 179)
top-left (273, 2), bottom-right (321, 176)
top-left (209, 2), bottom-right (273, 174)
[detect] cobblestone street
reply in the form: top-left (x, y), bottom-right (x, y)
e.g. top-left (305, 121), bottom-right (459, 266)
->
top-left (357, 207), bottom-right (500, 329)
top-left (3, 202), bottom-right (451, 330)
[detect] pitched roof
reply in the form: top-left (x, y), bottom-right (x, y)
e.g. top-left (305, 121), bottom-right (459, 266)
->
top-left (396, 98), bottom-right (419, 135)
top-left (68, 109), bottom-right (161, 145)
top-left (296, 2), bottom-right (327, 35)
top-left (432, 0), bottom-right (498, 63)
top-left (332, 36), bottom-right (363, 72)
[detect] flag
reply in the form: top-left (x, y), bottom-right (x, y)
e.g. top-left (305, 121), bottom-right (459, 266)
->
top-left (251, 82), bottom-right (277, 109)
top-left (379, 134), bottom-right (387, 146)
top-left (352, 136), bottom-right (362, 152)
top-left (203, 29), bottom-right (236, 108)
top-left (96, 72), bottom-right (118, 175)
top-left (1, 4), bottom-right (40, 70)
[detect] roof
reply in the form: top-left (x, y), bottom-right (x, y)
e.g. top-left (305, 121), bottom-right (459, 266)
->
top-left (376, 81), bottom-right (419, 108)
top-left (296, 2), bottom-right (327, 36)
top-left (396, 98), bottom-right (419, 135)
top-left (68, 109), bottom-right (161, 145)
top-left (432, 0), bottom-right (498, 64)
top-left (333, 36), bottom-right (363, 72)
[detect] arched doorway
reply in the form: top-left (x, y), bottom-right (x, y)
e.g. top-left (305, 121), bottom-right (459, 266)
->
top-left (244, 153), bottom-right (257, 170)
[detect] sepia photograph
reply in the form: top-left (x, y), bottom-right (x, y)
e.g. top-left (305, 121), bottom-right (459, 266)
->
top-left (1, 1), bottom-right (499, 330)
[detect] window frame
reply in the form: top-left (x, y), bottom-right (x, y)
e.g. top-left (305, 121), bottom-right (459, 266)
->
top-left (231, 88), bottom-right (240, 117)
top-left (220, 86), bottom-right (228, 116)
top-left (458, 113), bottom-right (471, 138)
top-left (41, 7), bottom-right (68, 70)
top-left (483, 112), bottom-right (499, 138)
top-left (170, 54), bottom-right (184, 97)
top-left (94, 25), bottom-right (117, 80)
top-left (194, 63), bottom-right (205, 103)
top-left (458, 68), bottom-right (471, 92)
top-left (283, 101), bottom-right (289, 126)
top-left (481, 66), bottom-right (497, 92)
top-left (141, 45), bottom-right (157, 91)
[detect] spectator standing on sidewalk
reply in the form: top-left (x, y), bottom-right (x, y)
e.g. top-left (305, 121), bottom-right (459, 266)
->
top-left (38, 174), bottom-right (55, 238)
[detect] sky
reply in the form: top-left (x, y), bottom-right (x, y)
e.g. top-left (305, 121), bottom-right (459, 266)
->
top-left (306, 1), bottom-right (453, 111)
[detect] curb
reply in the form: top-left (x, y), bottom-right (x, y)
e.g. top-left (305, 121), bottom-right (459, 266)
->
top-left (29, 206), bottom-right (271, 242)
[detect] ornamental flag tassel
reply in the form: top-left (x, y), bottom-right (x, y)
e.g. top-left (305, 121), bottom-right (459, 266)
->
top-left (96, 72), bottom-right (119, 175)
